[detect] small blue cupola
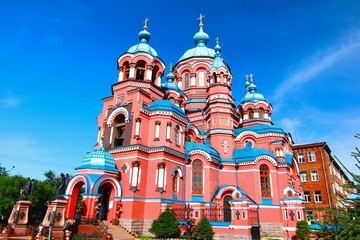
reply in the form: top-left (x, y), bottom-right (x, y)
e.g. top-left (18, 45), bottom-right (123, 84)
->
top-left (127, 17), bottom-right (158, 57)
top-left (76, 139), bottom-right (118, 172)
top-left (161, 66), bottom-right (183, 93)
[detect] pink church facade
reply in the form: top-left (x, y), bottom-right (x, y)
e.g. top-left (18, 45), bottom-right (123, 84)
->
top-left (65, 17), bottom-right (304, 239)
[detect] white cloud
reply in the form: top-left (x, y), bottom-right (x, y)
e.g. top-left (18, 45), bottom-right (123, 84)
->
top-left (0, 92), bottom-right (21, 108)
top-left (272, 30), bottom-right (360, 104)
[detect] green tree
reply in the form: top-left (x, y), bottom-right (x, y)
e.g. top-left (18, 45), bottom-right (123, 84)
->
top-left (29, 180), bottom-right (55, 222)
top-left (149, 207), bottom-right (180, 238)
top-left (331, 134), bottom-right (360, 239)
top-left (0, 164), bottom-right (8, 176)
top-left (192, 216), bottom-right (215, 240)
top-left (0, 175), bottom-right (26, 218)
top-left (296, 220), bottom-right (310, 240)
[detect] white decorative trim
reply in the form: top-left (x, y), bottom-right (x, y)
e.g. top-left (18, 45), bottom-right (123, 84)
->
top-left (254, 155), bottom-right (277, 166)
top-left (106, 107), bottom-right (130, 126)
top-left (188, 150), bottom-right (211, 162)
top-left (215, 185), bottom-right (237, 199)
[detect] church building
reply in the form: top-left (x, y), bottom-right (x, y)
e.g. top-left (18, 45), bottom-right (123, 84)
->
top-left (65, 16), bottom-right (304, 239)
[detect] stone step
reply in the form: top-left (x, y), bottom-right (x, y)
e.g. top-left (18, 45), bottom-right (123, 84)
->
top-left (102, 221), bottom-right (135, 240)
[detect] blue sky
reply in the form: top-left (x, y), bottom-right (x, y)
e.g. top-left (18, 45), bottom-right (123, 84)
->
top-left (1, 0), bottom-right (359, 179)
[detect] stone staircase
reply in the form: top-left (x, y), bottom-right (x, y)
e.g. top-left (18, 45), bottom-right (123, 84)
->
top-left (103, 221), bottom-right (135, 240)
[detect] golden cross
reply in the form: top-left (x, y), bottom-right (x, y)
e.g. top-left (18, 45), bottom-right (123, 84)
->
top-left (143, 17), bottom-right (150, 30)
top-left (245, 74), bottom-right (249, 81)
top-left (169, 62), bottom-right (173, 71)
top-left (197, 13), bottom-right (205, 27)
top-left (216, 36), bottom-right (219, 45)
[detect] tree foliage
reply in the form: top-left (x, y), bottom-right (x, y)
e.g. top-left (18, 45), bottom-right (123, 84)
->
top-left (0, 175), bottom-right (26, 218)
top-left (296, 220), bottom-right (310, 240)
top-left (192, 216), bottom-right (215, 240)
top-left (149, 207), bottom-right (180, 238)
top-left (330, 134), bottom-right (360, 239)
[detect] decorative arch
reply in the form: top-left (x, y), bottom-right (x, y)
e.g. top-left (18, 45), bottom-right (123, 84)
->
top-left (171, 166), bottom-right (183, 177)
top-left (282, 186), bottom-right (297, 197)
top-left (106, 107), bottom-right (130, 126)
top-left (188, 150), bottom-right (212, 162)
top-left (65, 175), bottom-right (90, 195)
top-left (254, 155), bottom-right (278, 166)
top-left (215, 185), bottom-right (237, 199)
top-left (93, 177), bottom-right (122, 198)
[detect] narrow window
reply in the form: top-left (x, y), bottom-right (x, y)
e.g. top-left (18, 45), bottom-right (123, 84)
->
top-left (297, 152), bottom-right (305, 163)
top-left (310, 170), bottom-right (319, 181)
top-left (154, 121), bottom-right (161, 141)
top-left (303, 191), bottom-right (311, 203)
top-left (192, 160), bottom-right (203, 194)
top-left (174, 125), bottom-right (180, 146)
top-left (136, 61), bottom-right (146, 80)
top-left (185, 73), bottom-right (189, 88)
top-left (156, 163), bottom-right (166, 192)
top-left (113, 114), bottom-right (126, 147)
top-left (166, 122), bottom-right (172, 142)
top-left (130, 161), bottom-right (140, 192)
top-left (172, 170), bottom-right (179, 193)
top-left (308, 151), bottom-right (316, 162)
top-left (260, 164), bottom-right (271, 197)
top-left (297, 210), bottom-right (301, 220)
top-left (248, 109), bottom-right (254, 119)
top-left (314, 190), bottom-right (322, 203)
top-left (300, 172), bottom-right (308, 182)
top-left (134, 118), bottom-right (141, 139)
top-left (199, 71), bottom-right (205, 86)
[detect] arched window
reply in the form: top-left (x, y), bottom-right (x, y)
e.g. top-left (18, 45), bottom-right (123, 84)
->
top-left (184, 73), bottom-right (189, 88)
top-left (192, 160), bottom-right (203, 194)
top-left (186, 135), bottom-right (192, 142)
top-left (113, 114), bottom-right (126, 147)
top-left (172, 170), bottom-right (179, 193)
top-left (248, 109), bottom-right (254, 119)
top-left (260, 164), bottom-right (271, 197)
top-left (199, 71), bottom-right (205, 86)
top-left (259, 108), bottom-right (264, 119)
top-left (151, 65), bottom-right (159, 83)
top-left (123, 62), bottom-right (130, 80)
top-left (136, 61), bottom-right (146, 80)
top-left (174, 125), bottom-right (180, 146)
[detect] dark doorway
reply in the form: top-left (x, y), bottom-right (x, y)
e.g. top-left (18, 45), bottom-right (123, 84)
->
top-left (99, 185), bottom-right (111, 220)
top-left (223, 196), bottom-right (232, 222)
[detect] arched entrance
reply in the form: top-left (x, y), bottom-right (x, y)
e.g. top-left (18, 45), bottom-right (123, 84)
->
top-left (223, 196), bottom-right (232, 222)
top-left (67, 181), bottom-right (86, 219)
top-left (98, 185), bottom-right (111, 220)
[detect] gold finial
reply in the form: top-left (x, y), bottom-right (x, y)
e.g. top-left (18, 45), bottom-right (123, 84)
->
top-left (169, 62), bottom-right (173, 71)
top-left (216, 36), bottom-right (219, 45)
top-left (245, 74), bottom-right (249, 81)
top-left (249, 73), bottom-right (254, 82)
top-left (197, 13), bottom-right (205, 27)
top-left (143, 17), bottom-right (150, 30)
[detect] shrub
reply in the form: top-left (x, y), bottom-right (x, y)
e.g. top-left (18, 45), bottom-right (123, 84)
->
top-left (149, 207), bottom-right (180, 238)
top-left (296, 220), bottom-right (310, 240)
top-left (192, 216), bottom-right (214, 240)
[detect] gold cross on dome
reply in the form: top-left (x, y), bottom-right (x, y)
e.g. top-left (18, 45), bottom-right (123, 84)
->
top-left (197, 13), bottom-right (205, 27)
top-left (216, 36), bottom-right (219, 45)
top-left (143, 17), bottom-right (150, 30)
top-left (169, 62), bottom-right (173, 71)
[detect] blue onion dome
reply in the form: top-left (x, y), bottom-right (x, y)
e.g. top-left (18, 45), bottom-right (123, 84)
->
top-left (127, 18), bottom-right (158, 57)
top-left (240, 76), bottom-right (268, 104)
top-left (161, 67), bottom-right (183, 93)
top-left (178, 14), bottom-right (215, 62)
top-left (193, 26), bottom-right (209, 46)
top-left (76, 140), bottom-right (118, 172)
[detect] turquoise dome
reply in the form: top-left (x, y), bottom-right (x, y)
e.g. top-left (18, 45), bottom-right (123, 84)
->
top-left (240, 81), bottom-right (268, 104)
top-left (76, 144), bottom-right (118, 172)
top-left (148, 99), bottom-right (186, 118)
top-left (127, 29), bottom-right (158, 57)
top-left (178, 26), bottom-right (215, 62)
top-left (161, 70), bottom-right (183, 93)
top-left (211, 43), bottom-right (228, 70)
